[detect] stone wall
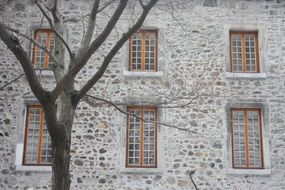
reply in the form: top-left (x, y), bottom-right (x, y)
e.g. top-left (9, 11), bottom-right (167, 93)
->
top-left (0, 0), bottom-right (285, 189)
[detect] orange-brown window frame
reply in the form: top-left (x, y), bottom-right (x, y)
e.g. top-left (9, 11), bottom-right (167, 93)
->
top-left (129, 30), bottom-right (158, 71)
top-left (230, 31), bottom-right (260, 73)
top-left (230, 108), bottom-right (264, 169)
top-left (23, 105), bottom-right (51, 166)
top-left (32, 29), bottom-right (54, 69)
top-left (125, 106), bottom-right (158, 168)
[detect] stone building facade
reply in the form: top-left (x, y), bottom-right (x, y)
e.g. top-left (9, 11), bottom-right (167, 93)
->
top-left (0, 0), bottom-right (285, 189)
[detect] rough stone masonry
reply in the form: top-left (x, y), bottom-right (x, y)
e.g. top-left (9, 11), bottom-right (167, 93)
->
top-left (0, 0), bottom-right (285, 189)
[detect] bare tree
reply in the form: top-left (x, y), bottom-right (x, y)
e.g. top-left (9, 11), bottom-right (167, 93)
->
top-left (0, 0), bottom-right (159, 189)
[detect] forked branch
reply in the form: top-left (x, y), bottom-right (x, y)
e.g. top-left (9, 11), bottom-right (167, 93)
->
top-left (73, 0), bottom-right (159, 104)
top-left (52, 0), bottom-right (129, 100)
top-left (0, 23), bottom-right (49, 103)
top-left (35, 0), bottom-right (73, 59)
top-left (2, 25), bottom-right (59, 65)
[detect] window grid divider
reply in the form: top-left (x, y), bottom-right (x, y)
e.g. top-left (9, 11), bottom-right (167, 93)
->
top-left (231, 108), bottom-right (264, 169)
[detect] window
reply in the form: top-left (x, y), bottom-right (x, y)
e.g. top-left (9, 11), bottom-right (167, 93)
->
top-left (23, 105), bottom-right (52, 165)
top-left (129, 30), bottom-right (158, 71)
top-left (126, 106), bottom-right (157, 168)
top-left (32, 29), bottom-right (55, 69)
top-left (231, 108), bottom-right (263, 169)
top-left (230, 31), bottom-right (259, 73)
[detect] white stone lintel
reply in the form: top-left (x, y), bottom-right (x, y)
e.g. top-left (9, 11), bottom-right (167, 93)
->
top-left (123, 71), bottom-right (163, 78)
top-left (224, 72), bottom-right (267, 79)
top-left (227, 168), bottom-right (271, 175)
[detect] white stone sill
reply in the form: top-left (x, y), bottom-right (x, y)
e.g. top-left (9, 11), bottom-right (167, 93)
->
top-left (224, 72), bottom-right (267, 79)
top-left (16, 165), bottom-right (52, 172)
top-left (15, 143), bottom-right (52, 172)
top-left (35, 70), bottom-right (54, 77)
top-left (227, 168), bottom-right (271, 175)
top-left (120, 167), bottom-right (163, 174)
top-left (123, 71), bottom-right (163, 78)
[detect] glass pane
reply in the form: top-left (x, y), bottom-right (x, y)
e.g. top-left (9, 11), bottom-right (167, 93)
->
top-left (231, 34), bottom-right (243, 72)
top-left (232, 110), bottom-right (246, 167)
top-left (130, 33), bottom-right (142, 70)
top-left (247, 111), bottom-right (262, 167)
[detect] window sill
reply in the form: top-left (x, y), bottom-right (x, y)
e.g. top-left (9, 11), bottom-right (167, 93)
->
top-left (224, 72), bottom-right (267, 79)
top-left (123, 71), bottom-right (163, 78)
top-left (227, 168), bottom-right (271, 175)
top-left (35, 69), bottom-right (54, 77)
top-left (120, 167), bottom-right (163, 174)
top-left (16, 165), bottom-right (52, 172)
top-left (15, 143), bottom-right (52, 172)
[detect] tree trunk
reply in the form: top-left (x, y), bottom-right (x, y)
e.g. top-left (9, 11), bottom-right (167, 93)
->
top-left (52, 135), bottom-right (71, 190)
top-left (49, 93), bottom-right (75, 190)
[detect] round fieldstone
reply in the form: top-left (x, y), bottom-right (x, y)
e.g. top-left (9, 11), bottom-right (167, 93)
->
top-left (99, 178), bottom-right (106, 183)
top-left (74, 159), bottom-right (84, 166)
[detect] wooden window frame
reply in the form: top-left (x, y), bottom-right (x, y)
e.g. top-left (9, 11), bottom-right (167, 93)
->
top-left (229, 31), bottom-right (260, 73)
top-left (32, 29), bottom-right (54, 69)
top-left (125, 106), bottom-right (158, 168)
top-left (22, 105), bottom-right (52, 166)
top-left (128, 30), bottom-right (158, 72)
top-left (230, 108), bottom-right (264, 169)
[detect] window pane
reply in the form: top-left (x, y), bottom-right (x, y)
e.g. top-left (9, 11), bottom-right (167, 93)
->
top-left (231, 109), bottom-right (263, 168)
top-left (25, 107), bottom-right (41, 164)
top-left (33, 30), bottom-right (54, 69)
top-left (232, 110), bottom-right (246, 167)
top-left (24, 105), bottom-right (52, 165)
top-left (244, 34), bottom-right (257, 72)
top-left (231, 34), bottom-right (243, 72)
top-left (126, 107), bottom-right (157, 167)
top-left (130, 33), bottom-right (142, 71)
top-left (144, 32), bottom-right (156, 71)
top-left (129, 31), bottom-right (157, 71)
top-left (247, 111), bottom-right (262, 167)
top-left (230, 32), bottom-right (258, 73)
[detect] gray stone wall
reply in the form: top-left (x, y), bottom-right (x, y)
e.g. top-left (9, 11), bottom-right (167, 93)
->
top-left (0, 0), bottom-right (285, 189)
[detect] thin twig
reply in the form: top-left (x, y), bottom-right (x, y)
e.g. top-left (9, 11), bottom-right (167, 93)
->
top-left (84, 94), bottom-right (197, 133)
top-left (35, 0), bottom-right (73, 59)
top-left (2, 24), bottom-right (59, 65)
top-left (0, 73), bottom-right (24, 91)
top-left (189, 170), bottom-right (199, 190)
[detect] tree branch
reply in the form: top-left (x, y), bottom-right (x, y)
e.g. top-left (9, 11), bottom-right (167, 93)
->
top-left (139, 0), bottom-right (146, 8)
top-left (0, 23), bottom-right (50, 103)
top-left (0, 68), bottom-right (44, 91)
top-left (84, 94), bottom-right (197, 133)
top-left (2, 24), bottom-right (60, 65)
top-left (52, 0), bottom-right (129, 100)
top-left (73, 0), bottom-right (158, 104)
top-left (0, 73), bottom-right (24, 91)
top-left (35, 0), bottom-right (73, 59)
top-left (80, 0), bottom-right (100, 49)
top-left (51, 0), bottom-right (59, 22)
top-left (189, 171), bottom-right (199, 190)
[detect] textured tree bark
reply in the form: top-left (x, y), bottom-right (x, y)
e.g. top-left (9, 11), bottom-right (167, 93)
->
top-left (49, 93), bottom-right (75, 190)
top-left (52, 136), bottom-right (71, 190)
top-left (0, 1), bottom-right (159, 189)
